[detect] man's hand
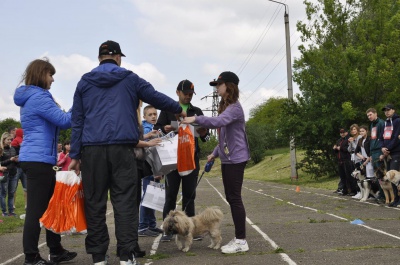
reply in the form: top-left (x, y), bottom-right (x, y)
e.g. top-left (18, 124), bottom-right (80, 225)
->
top-left (0, 166), bottom-right (7, 172)
top-left (196, 127), bottom-right (207, 137)
top-left (69, 159), bottom-right (81, 175)
top-left (164, 125), bottom-right (176, 133)
top-left (175, 110), bottom-right (187, 122)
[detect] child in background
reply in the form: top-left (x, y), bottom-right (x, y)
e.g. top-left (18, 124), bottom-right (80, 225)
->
top-left (57, 141), bottom-right (71, 171)
top-left (138, 105), bottom-right (164, 236)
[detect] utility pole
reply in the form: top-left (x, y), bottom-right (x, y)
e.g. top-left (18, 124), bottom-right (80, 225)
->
top-left (267, 0), bottom-right (298, 180)
top-left (201, 88), bottom-right (219, 136)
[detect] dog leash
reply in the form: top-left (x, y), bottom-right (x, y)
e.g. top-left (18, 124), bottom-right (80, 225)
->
top-left (182, 160), bottom-right (214, 213)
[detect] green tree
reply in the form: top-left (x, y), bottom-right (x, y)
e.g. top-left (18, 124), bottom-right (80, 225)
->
top-left (198, 134), bottom-right (219, 160)
top-left (0, 118), bottom-right (21, 135)
top-left (279, 0), bottom-right (400, 178)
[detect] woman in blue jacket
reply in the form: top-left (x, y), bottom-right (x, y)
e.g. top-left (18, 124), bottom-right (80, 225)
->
top-left (14, 58), bottom-right (77, 265)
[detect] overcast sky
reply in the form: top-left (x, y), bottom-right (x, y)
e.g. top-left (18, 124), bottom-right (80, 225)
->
top-left (0, 0), bottom-right (312, 121)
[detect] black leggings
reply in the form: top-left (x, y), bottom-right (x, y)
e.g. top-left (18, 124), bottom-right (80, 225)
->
top-left (20, 162), bottom-right (62, 258)
top-left (221, 162), bottom-right (247, 239)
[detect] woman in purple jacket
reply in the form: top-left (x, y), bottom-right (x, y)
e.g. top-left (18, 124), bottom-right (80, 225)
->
top-left (182, 71), bottom-right (250, 254)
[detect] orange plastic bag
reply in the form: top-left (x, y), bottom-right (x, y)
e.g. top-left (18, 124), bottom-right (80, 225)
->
top-left (177, 124), bottom-right (196, 176)
top-left (39, 171), bottom-right (87, 235)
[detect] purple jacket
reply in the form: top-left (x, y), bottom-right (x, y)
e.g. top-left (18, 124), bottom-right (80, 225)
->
top-left (195, 101), bottom-right (250, 164)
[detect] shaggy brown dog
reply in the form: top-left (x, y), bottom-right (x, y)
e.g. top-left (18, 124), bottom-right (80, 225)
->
top-left (162, 207), bottom-right (223, 252)
top-left (375, 165), bottom-right (395, 204)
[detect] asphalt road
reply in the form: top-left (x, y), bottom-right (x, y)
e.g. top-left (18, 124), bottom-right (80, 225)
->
top-left (1, 176), bottom-right (400, 265)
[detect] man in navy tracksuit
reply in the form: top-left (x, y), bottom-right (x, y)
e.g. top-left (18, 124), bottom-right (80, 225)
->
top-left (379, 104), bottom-right (400, 207)
top-left (69, 40), bottom-right (185, 265)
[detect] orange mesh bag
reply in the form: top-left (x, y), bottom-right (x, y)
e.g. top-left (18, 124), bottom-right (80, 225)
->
top-left (39, 170), bottom-right (87, 234)
top-left (177, 124), bottom-right (196, 176)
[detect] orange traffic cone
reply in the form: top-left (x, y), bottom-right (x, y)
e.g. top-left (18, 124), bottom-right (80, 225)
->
top-left (295, 186), bottom-right (300, 192)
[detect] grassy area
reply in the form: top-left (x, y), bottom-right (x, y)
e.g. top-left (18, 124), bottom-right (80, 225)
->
top-left (0, 184), bottom-right (25, 235)
top-left (201, 148), bottom-right (338, 190)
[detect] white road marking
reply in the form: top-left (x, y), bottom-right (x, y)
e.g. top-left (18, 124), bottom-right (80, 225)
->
top-left (206, 179), bottom-right (297, 265)
top-left (0, 210), bottom-right (113, 265)
top-left (245, 186), bottom-right (400, 241)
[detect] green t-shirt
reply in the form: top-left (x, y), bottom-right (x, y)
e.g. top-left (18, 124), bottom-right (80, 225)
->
top-left (180, 103), bottom-right (189, 113)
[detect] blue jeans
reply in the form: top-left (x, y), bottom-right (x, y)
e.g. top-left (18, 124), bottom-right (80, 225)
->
top-left (1, 173), bottom-right (18, 214)
top-left (138, 175), bottom-right (158, 231)
top-left (15, 167), bottom-right (27, 192)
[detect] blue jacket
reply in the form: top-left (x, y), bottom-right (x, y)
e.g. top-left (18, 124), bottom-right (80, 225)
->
top-left (14, 85), bottom-right (71, 165)
top-left (70, 61), bottom-right (182, 159)
top-left (142, 120), bottom-right (154, 135)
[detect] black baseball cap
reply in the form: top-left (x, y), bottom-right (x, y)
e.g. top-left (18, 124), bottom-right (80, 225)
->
top-left (177, 80), bottom-right (196, 94)
top-left (382, 104), bottom-right (395, 111)
top-left (209, 71), bottom-right (239, 86)
top-left (99, 40), bottom-right (126, 57)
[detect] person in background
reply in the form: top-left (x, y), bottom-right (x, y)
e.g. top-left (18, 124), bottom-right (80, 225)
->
top-left (57, 141), bottom-right (71, 171)
top-left (14, 57), bottom-right (76, 265)
top-left (347, 124), bottom-right (361, 196)
top-left (11, 128), bottom-right (27, 212)
top-left (154, 79), bottom-right (210, 243)
top-left (138, 105), bottom-right (164, 237)
top-left (68, 40), bottom-right (185, 265)
top-left (8, 127), bottom-right (17, 140)
top-left (0, 132), bottom-right (18, 217)
top-left (379, 104), bottom-right (400, 207)
top-left (57, 143), bottom-right (63, 160)
top-left (366, 108), bottom-right (385, 203)
top-left (182, 71), bottom-right (250, 254)
top-left (355, 125), bottom-right (374, 178)
top-left (333, 129), bottom-right (353, 196)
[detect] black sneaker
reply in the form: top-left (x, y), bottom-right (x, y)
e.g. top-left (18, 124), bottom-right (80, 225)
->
top-left (160, 234), bottom-right (173, 242)
top-left (24, 254), bottom-right (55, 265)
top-left (139, 229), bottom-right (159, 237)
top-left (49, 249), bottom-right (77, 263)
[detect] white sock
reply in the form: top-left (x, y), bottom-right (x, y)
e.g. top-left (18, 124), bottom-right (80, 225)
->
top-left (235, 239), bottom-right (246, 244)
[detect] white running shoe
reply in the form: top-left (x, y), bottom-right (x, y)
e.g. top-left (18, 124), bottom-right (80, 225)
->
top-left (352, 192), bottom-right (361, 199)
top-left (221, 238), bottom-right (236, 251)
top-left (221, 239), bottom-right (249, 254)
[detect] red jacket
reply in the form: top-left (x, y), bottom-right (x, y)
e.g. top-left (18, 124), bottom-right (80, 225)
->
top-left (11, 128), bottom-right (23, 154)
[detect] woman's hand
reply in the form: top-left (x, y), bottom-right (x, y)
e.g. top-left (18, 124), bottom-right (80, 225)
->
top-left (181, 116), bottom-right (196, 124)
top-left (207, 154), bottom-right (215, 162)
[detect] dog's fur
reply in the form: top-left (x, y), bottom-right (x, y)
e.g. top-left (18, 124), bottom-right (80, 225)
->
top-left (162, 207), bottom-right (223, 252)
top-left (351, 168), bottom-right (380, 202)
top-left (383, 170), bottom-right (400, 196)
top-left (375, 165), bottom-right (395, 204)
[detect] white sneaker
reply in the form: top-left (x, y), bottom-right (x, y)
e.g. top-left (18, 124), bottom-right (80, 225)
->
top-left (352, 192), bottom-right (361, 199)
top-left (221, 237), bottom-right (236, 251)
top-left (120, 259), bottom-right (137, 265)
top-left (221, 239), bottom-right (249, 254)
